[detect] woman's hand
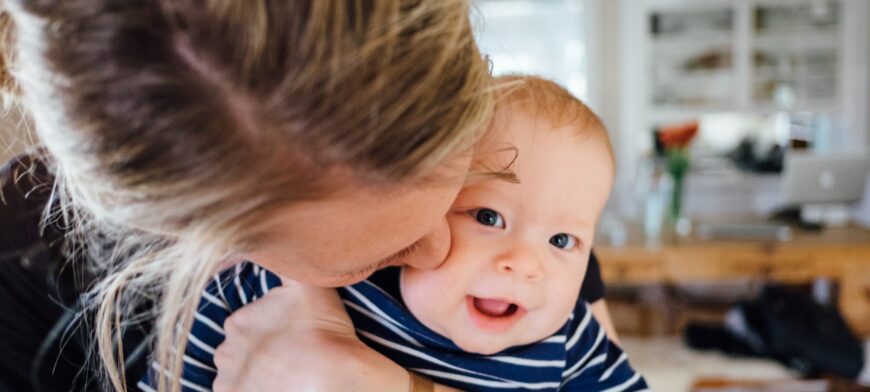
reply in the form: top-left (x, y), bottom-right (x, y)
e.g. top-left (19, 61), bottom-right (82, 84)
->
top-left (212, 280), bottom-right (411, 392)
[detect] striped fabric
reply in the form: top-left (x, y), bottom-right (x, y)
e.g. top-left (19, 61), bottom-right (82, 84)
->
top-left (139, 262), bottom-right (649, 392)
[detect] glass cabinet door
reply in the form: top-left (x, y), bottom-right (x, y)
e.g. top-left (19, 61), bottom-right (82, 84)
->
top-left (649, 7), bottom-right (735, 109)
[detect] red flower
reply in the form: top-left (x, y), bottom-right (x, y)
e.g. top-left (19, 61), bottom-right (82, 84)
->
top-left (658, 121), bottom-right (699, 149)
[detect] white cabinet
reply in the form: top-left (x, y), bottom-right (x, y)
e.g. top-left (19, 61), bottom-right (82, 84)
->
top-left (618, 0), bottom-right (869, 184)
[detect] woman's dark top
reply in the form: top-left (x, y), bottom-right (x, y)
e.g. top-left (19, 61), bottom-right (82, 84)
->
top-left (0, 156), bottom-right (607, 391)
top-left (0, 155), bottom-right (97, 390)
top-left (0, 155), bottom-right (151, 391)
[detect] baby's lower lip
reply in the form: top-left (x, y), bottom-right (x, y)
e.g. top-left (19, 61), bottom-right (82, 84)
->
top-left (465, 296), bottom-right (527, 333)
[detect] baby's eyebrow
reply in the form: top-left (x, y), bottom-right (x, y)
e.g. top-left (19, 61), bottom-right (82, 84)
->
top-left (555, 216), bottom-right (593, 232)
top-left (460, 182), bottom-right (516, 199)
top-left (463, 168), bottom-right (519, 186)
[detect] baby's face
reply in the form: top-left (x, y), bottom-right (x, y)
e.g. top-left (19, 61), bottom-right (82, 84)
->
top-left (400, 108), bottom-right (614, 355)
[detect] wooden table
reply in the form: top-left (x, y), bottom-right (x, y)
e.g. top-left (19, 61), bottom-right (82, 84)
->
top-left (596, 220), bottom-right (870, 335)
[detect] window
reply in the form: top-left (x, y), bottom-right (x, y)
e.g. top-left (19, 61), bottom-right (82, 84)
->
top-left (473, 0), bottom-right (590, 101)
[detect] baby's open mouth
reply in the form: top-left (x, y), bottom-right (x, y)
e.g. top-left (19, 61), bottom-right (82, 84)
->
top-left (466, 296), bottom-right (527, 333)
top-left (473, 297), bottom-right (520, 317)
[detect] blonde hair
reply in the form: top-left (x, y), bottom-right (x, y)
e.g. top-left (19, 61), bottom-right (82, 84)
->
top-left (0, 1), bottom-right (493, 391)
top-left (469, 75), bottom-right (614, 184)
top-left (497, 75), bottom-right (612, 158)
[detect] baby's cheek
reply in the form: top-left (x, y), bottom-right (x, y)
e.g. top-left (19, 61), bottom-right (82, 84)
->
top-left (400, 268), bottom-right (454, 335)
top-left (528, 291), bottom-right (580, 343)
top-left (551, 275), bottom-right (584, 323)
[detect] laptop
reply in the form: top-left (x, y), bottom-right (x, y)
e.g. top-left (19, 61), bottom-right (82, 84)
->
top-left (781, 152), bottom-right (870, 206)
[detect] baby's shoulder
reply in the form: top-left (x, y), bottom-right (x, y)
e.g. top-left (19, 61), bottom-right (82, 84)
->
top-left (567, 299), bottom-right (593, 330)
top-left (561, 300), bottom-right (604, 350)
top-left (339, 267), bottom-right (403, 300)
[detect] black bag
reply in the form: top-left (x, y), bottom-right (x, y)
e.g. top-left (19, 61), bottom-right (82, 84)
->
top-left (685, 285), bottom-right (865, 380)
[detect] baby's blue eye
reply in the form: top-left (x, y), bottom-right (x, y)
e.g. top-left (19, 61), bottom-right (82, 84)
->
top-left (550, 233), bottom-right (578, 250)
top-left (475, 208), bottom-right (505, 228)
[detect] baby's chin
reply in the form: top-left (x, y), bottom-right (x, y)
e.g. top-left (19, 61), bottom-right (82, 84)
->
top-left (451, 336), bottom-right (514, 355)
top-left (446, 315), bottom-right (571, 355)
top-left (449, 331), bottom-right (543, 355)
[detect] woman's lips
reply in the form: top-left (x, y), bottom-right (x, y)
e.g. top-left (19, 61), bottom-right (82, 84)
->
top-left (466, 296), bottom-right (527, 333)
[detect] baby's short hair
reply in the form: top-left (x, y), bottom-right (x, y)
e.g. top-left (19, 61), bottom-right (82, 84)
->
top-left (467, 75), bottom-right (614, 185)
top-left (494, 75), bottom-right (613, 161)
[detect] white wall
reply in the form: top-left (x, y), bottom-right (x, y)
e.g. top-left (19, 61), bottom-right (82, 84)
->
top-left (584, 0), bottom-right (636, 214)
top-left (593, 0), bottom-right (623, 153)
top-left (843, 0), bottom-right (870, 152)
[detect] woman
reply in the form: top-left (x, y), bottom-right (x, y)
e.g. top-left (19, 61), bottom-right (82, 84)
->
top-left (0, 1), bottom-right (489, 390)
top-left (0, 1), bottom-right (616, 391)
top-left (0, 154), bottom-right (618, 391)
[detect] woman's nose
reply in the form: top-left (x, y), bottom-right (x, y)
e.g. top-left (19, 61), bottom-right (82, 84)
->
top-left (495, 246), bottom-right (543, 283)
top-left (402, 216), bottom-right (451, 270)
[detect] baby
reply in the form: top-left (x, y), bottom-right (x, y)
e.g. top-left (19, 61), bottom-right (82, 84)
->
top-left (141, 76), bottom-right (648, 392)
top-left (337, 76), bottom-right (647, 391)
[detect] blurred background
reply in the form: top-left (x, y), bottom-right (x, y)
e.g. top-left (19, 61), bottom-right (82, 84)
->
top-left (473, 0), bottom-right (870, 390)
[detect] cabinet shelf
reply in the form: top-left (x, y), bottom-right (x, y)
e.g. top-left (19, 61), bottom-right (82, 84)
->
top-left (634, 0), bottom-right (854, 133)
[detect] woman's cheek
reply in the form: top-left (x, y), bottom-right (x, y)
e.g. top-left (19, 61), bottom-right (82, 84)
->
top-left (405, 217), bottom-right (452, 271)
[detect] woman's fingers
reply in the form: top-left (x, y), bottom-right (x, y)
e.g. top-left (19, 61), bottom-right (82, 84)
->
top-left (214, 280), bottom-right (407, 391)
top-left (276, 278), bottom-right (356, 335)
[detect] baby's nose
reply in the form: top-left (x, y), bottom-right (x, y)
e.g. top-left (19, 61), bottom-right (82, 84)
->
top-left (495, 257), bottom-right (543, 283)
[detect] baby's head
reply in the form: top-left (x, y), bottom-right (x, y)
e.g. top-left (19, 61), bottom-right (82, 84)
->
top-left (400, 75), bottom-right (615, 355)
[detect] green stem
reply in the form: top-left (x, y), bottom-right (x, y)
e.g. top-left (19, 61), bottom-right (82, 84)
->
top-left (667, 148), bottom-right (689, 222)
top-left (670, 173), bottom-right (684, 221)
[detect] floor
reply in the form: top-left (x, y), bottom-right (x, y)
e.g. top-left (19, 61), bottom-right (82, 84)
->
top-left (623, 337), bottom-right (870, 391)
top-left (620, 336), bottom-right (817, 391)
